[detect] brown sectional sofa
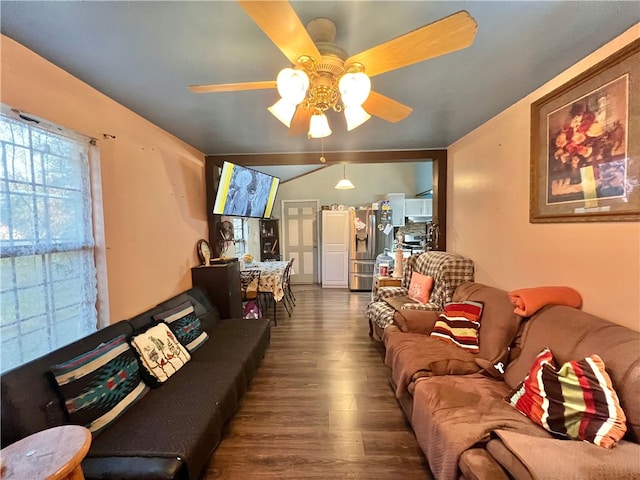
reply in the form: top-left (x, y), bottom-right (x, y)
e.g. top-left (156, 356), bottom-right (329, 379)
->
top-left (382, 281), bottom-right (640, 479)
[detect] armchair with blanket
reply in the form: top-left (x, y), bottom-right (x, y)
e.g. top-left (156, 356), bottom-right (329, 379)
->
top-left (365, 251), bottom-right (475, 339)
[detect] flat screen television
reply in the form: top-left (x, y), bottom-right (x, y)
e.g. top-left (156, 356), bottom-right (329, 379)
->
top-left (213, 161), bottom-right (280, 218)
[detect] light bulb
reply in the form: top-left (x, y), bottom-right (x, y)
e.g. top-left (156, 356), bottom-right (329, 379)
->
top-left (268, 99), bottom-right (297, 127)
top-left (308, 113), bottom-right (332, 139)
top-left (276, 68), bottom-right (309, 105)
top-left (339, 72), bottom-right (371, 107)
top-left (344, 105), bottom-right (371, 131)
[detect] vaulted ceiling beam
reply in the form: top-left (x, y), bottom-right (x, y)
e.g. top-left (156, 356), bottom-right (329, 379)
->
top-left (206, 149), bottom-right (446, 167)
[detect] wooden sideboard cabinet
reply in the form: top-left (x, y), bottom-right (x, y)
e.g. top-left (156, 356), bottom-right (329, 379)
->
top-left (191, 262), bottom-right (242, 319)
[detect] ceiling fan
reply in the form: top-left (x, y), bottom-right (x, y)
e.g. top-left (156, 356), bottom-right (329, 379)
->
top-left (188, 1), bottom-right (477, 139)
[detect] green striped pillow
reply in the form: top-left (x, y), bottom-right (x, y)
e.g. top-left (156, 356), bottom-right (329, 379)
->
top-left (507, 348), bottom-right (627, 448)
top-left (51, 334), bottom-right (149, 435)
top-left (153, 301), bottom-right (209, 352)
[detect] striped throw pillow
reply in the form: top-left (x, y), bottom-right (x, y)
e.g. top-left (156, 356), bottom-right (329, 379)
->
top-left (153, 301), bottom-right (209, 352)
top-left (429, 301), bottom-right (483, 353)
top-left (507, 348), bottom-right (627, 448)
top-left (51, 334), bottom-right (149, 435)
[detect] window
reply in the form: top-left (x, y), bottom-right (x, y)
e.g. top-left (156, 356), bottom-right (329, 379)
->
top-left (232, 217), bottom-right (247, 257)
top-left (0, 112), bottom-right (101, 373)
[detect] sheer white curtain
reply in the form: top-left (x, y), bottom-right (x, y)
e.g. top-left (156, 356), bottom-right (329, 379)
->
top-left (0, 110), bottom-right (103, 373)
top-left (232, 217), bottom-right (248, 257)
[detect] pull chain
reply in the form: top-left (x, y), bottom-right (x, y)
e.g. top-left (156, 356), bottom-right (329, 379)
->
top-left (320, 137), bottom-right (326, 163)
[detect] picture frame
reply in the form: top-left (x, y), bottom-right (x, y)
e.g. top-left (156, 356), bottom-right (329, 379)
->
top-left (530, 39), bottom-right (639, 223)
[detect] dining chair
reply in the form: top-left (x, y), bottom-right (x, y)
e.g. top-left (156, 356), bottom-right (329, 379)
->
top-left (283, 258), bottom-right (296, 310)
top-left (254, 267), bottom-right (278, 326)
top-left (258, 287), bottom-right (277, 326)
top-left (240, 269), bottom-right (261, 318)
top-left (258, 261), bottom-right (292, 325)
top-left (275, 260), bottom-right (294, 316)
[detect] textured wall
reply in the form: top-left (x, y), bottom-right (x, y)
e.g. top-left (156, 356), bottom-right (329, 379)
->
top-left (448, 25), bottom-right (640, 330)
top-left (273, 162), bottom-right (427, 219)
top-left (1, 35), bottom-right (208, 323)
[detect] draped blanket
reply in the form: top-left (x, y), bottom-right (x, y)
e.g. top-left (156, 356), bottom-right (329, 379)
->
top-left (410, 375), bottom-right (550, 480)
top-left (383, 327), bottom-right (479, 397)
top-left (508, 286), bottom-right (582, 316)
top-left (493, 430), bottom-right (640, 480)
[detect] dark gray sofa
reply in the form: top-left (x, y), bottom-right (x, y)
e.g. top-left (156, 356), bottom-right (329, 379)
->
top-left (1, 286), bottom-right (270, 480)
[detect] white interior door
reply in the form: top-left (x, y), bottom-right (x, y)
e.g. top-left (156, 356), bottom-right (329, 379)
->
top-left (321, 210), bottom-right (349, 288)
top-left (282, 200), bottom-right (319, 284)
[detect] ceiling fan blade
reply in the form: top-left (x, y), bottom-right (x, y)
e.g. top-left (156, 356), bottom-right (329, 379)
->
top-left (346, 11), bottom-right (477, 78)
top-left (363, 91), bottom-right (413, 123)
top-left (188, 81), bottom-right (276, 94)
top-left (238, 0), bottom-right (321, 65)
top-left (288, 105), bottom-right (312, 136)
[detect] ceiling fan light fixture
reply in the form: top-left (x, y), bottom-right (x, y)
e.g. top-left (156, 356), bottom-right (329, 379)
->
top-left (189, 9), bottom-right (479, 142)
top-left (268, 98), bottom-right (297, 127)
top-left (276, 68), bottom-right (309, 105)
top-left (344, 105), bottom-right (371, 131)
top-left (338, 72), bottom-right (371, 107)
top-left (335, 164), bottom-right (355, 189)
top-left (308, 112), bottom-right (332, 138)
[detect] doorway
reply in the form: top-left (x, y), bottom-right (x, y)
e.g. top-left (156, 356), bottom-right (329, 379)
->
top-left (281, 200), bottom-right (319, 284)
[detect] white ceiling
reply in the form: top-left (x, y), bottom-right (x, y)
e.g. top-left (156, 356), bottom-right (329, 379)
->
top-left (1, 1), bottom-right (638, 161)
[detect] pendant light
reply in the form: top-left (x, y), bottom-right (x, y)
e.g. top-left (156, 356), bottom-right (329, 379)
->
top-left (335, 164), bottom-right (355, 189)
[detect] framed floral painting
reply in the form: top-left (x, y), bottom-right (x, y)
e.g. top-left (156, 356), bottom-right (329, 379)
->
top-left (530, 39), bottom-right (639, 223)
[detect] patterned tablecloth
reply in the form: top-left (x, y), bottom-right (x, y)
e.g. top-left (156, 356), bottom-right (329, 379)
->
top-left (242, 261), bottom-right (289, 302)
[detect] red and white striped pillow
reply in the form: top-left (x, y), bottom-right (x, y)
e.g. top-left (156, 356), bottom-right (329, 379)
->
top-left (507, 348), bottom-right (627, 448)
top-left (429, 301), bottom-right (483, 353)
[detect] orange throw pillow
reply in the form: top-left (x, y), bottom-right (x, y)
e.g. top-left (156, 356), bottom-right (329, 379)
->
top-left (407, 272), bottom-right (433, 304)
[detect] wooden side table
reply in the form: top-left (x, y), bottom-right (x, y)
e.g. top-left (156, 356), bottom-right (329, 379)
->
top-left (0, 425), bottom-right (91, 480)
top-left (373, 275), bottom-right (402, 295)
top-left (369, 276), bottom-right (403, 337)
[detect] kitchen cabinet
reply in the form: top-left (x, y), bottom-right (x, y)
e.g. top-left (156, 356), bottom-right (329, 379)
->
top-left (405, 198), bottom-right (433, 217)
top-left (415, 162), bottom-right (433, 196)
top-left (385, 193), bottom-right (405, 226)
top-left (321, 210), bottom-right (349, 288)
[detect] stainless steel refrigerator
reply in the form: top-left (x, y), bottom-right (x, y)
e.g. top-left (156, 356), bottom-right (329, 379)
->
top-left (349, 208), bottom-right (394, 291)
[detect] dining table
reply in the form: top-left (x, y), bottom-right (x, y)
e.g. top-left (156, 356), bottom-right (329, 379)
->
top-left (241, 260), bottom-right (290, 302)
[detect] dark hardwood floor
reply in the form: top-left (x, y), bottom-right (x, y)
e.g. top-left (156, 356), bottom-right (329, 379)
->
top-left (200, 285), bottom-right (433, 479)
